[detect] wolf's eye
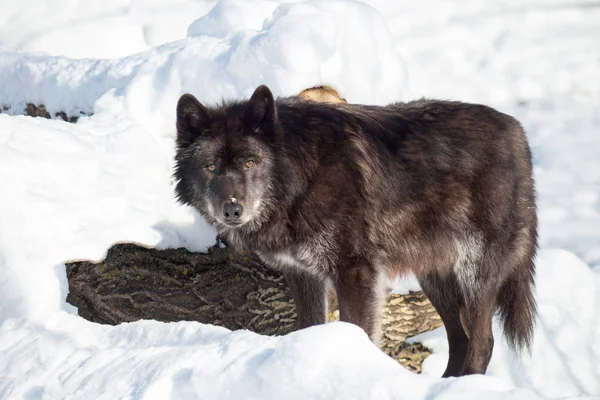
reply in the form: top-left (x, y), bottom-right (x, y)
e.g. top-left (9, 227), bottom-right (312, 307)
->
top-left (245, 160), bottom-right (255, 169)
top-left (207, 164), bottom-right (216, 172)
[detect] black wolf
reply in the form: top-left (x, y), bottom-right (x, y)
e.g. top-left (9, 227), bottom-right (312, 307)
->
top-left (173, 85), bottom-right (537, 377)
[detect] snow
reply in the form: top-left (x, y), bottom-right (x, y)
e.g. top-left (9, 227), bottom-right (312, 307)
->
top-left (0, 0), bottom-right (218, 58)
top-left (1, 0), bottom-right (599, 399)
top-left (187, 0), bottom-right (280, 39)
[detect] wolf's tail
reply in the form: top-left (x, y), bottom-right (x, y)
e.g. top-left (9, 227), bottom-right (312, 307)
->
top-left (497, 257), bottom-right (537, 353)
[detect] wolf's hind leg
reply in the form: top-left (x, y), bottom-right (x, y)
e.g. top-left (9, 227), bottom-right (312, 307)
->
top-left (419, 272), bottom-right (469, 377)
top-left (284, 269), bottom-right (329, 328)
top-left (459, 290), bottom-right (497, 375)
top-left (334, 264), bottom-right (387, 344)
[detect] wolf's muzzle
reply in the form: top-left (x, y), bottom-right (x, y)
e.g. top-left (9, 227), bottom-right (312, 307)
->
top-left (223, 201), bottom-right (244, 223)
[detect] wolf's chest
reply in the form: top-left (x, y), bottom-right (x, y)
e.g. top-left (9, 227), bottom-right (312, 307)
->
top-left (256, 247), bottom-right (330, 276)
top-left (257, 250), bottom-right (306, 271)
top-left (228, 229), bottom-right (336, 275)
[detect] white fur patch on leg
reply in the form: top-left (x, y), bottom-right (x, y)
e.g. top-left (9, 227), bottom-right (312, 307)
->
top-left (368, 268), bottom-right (390, 346)
top-left (453, 232), bottom-right (484, 302)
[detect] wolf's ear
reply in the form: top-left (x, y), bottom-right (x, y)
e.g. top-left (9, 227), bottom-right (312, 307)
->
top-left (176, 93), bottom-right (210, 146)
top-left (244, 85), bottom-right (276, 134)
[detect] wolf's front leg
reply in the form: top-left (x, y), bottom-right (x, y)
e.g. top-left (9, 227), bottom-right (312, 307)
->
top-left (334, 265), bottom-right (386, 344)
top-left (284, 269), bottom-right (329, 328)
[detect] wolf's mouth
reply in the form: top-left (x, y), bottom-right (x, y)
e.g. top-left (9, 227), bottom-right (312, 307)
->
top-left (219, 220), bottom-right (245, 229)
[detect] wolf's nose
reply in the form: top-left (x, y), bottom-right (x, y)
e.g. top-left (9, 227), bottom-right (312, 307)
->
top-left (223, 202), bottom-right (243, 221)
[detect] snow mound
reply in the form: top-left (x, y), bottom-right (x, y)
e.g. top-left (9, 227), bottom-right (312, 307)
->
top-left (187, 0), bottom-right (279, 38)
top-left (0, 315), bottom-right (544, 400)
top-left (0, 0), bottom-right (405, 121)
top-left (227, 0), bottom-right (406, 104)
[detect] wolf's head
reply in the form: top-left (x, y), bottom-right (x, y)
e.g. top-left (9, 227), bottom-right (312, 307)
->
top-left (173, 85), bottom-right (278, 231)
